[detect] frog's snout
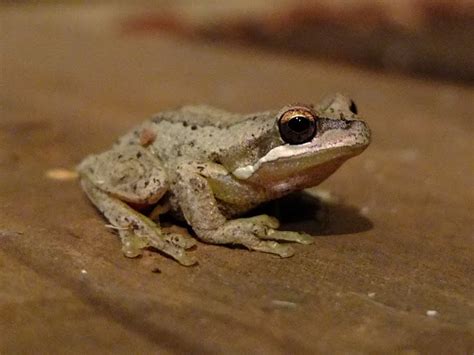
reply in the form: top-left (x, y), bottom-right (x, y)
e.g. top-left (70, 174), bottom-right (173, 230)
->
top-left (349, 120), bottom-right (371, 148)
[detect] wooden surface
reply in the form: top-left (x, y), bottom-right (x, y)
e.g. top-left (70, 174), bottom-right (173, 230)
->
top-left (1, 5), bottom-right (473, 354)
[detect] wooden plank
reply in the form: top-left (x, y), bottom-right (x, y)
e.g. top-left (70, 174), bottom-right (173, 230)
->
top-left (1, 5), bottom-right (473, 354)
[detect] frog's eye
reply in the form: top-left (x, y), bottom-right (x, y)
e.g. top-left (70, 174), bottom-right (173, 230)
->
top-left (278, 108), bottom-right (317, 145)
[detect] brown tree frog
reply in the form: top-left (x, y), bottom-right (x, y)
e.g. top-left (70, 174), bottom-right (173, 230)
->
top-left (78, 94), bottom-right (370, 265)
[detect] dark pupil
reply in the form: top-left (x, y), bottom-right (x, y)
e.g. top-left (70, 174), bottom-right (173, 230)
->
top-left (288, 116), bottom-right (310, 132)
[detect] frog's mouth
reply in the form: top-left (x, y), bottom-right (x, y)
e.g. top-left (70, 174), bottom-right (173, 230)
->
top-left (232, 122), bottom-right (370, 182)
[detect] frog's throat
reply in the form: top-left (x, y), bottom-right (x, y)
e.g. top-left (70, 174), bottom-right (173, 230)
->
top-left (232, 131), bottom-right (369, 180)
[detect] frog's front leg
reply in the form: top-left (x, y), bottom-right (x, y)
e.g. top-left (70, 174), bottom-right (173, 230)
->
top-left (173, 162), bottom-right (313, 258)
top-left (78, 146), bottom-right (197, 266)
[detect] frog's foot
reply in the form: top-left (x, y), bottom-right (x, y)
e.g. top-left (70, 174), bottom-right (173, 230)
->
top-left (119, 228), bottom-right (197, 266)
top-left (81, 178), bottom-right (197, 266)
top-left (195, 214), bottom-right (313, 258)
top-left (119, 227), bottom-right (196, 257)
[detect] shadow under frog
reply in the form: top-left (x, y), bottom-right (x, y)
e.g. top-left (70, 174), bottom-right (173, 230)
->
top-left (256, 191), bottom-right (373, 237)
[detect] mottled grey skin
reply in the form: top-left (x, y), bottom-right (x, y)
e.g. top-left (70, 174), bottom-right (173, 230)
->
top-left (78, 94), bottom-right (370, 265)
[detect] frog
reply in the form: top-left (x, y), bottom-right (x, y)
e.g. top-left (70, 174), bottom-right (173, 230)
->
top-left (77, 94), bottom-right (370, 266)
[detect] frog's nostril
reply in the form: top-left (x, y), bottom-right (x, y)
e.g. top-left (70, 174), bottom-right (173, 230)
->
top-left (349, 100), bottom-right (358, 114)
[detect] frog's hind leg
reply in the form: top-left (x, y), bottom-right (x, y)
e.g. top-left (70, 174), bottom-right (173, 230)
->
top-left (78, 146), bottom-right (197, 266)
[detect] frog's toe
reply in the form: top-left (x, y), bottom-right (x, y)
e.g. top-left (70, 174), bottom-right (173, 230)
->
top-left (246, 218), bottom-right (314, 245)
top-left (119, 228), bottom-right (197, 266)
top-left (119, 230), bottom-right (147, 258)
top-left (265, 230), bottom-right (314, 245)
top-left (121, 241), bottom-right (143, 258)
top-left (148, 234), bottom-right (197, 266)
top-left (246, 214), bottom-right (280, 229)
top-left (249, 240), bottom-right (295, 258)
top-left (169, 247), bottom-right (198, 266)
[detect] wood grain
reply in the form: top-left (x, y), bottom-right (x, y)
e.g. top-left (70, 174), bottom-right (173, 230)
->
top-left (1, 5), bottom-right (473, 354)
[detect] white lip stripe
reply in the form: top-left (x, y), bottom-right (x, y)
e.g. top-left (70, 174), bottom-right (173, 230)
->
top-left (232, 144), bottom-right (307, 179)
top-left (232, 129), bottom-right (365, 180)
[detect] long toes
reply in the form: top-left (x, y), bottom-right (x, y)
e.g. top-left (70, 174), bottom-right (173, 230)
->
top-left (152, 238), bottom-right (197, 266)
top-left (135, 232), bottom-right (197, 266)
top-left (248, 240), bottom-right (295, 258)
top-left (266, 230), bottom-right (314, 245)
